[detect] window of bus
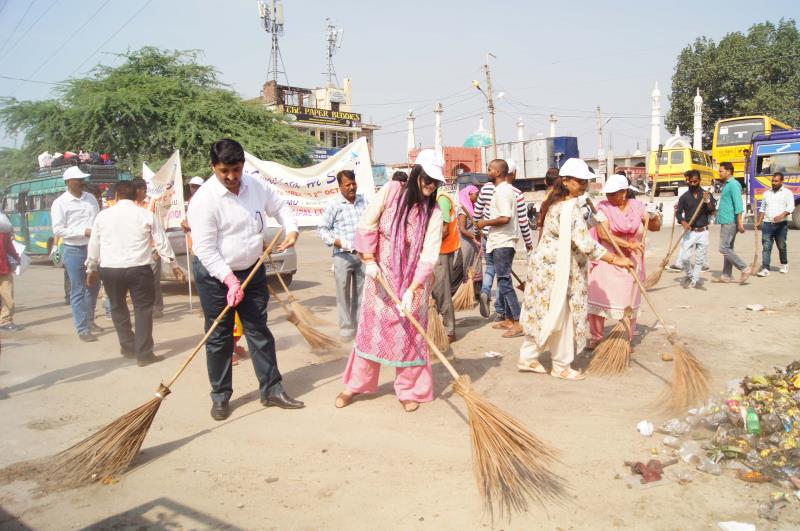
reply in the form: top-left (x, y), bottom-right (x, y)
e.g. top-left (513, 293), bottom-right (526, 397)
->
top-left (756, 154), bottom-right (800, 176)
top-left (690, 151), bottom-right (705, 165)
top-left (716, 119), bottom-right (765, 147)
top-left (670, 151), bottom-right (684, 165)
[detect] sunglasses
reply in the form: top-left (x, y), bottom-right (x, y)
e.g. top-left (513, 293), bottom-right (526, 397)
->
top-left (422, 175), bottom-right (440, 188)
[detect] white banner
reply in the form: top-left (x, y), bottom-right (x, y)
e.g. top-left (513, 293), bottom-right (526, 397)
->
top-left (149, 150), bottom-right (185, 229)
top-left (244, 137), bottom-right (375, 227)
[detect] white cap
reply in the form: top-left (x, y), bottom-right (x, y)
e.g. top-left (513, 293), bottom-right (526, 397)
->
top-left (558, 158), bottom-right (595, 180)
top-left (189, 176), bottom-right (205, 186)
top-left (603, 174), bottom-right (629, 194)
top-left (414, 149), bottom-right (445, 182)
top-left (63, 166), bottom-right (90, 181)
top-left (505, 158), bottom-right (517, 174)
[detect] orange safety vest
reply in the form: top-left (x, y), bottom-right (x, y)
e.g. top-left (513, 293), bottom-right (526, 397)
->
top-left (437, 189), bottom-right (461, 255)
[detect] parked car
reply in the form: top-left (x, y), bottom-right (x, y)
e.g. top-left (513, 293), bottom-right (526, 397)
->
top-left (164, 227), bottom-right (297, 285)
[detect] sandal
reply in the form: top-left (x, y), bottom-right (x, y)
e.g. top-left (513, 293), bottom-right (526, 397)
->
top-left (335, 392), bottom-right (355, 408)
top-left (711, 276), bottom-right (732, 284)
top-left (401, 400), bottom-right (419, 412)
top-left (551, 368), bottom-right (585, 381)
top-left (502, 329), bottom-right (523, 338)
top-left (492, 321), bottom-right (513, 330)
top-left (739, 268), bottom-right (752, 284)
top-left (517, 360), bottom-right (547, 374)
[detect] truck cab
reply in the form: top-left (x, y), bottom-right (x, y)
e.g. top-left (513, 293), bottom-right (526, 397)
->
top-left (748, 130), bottom-right (800, 229)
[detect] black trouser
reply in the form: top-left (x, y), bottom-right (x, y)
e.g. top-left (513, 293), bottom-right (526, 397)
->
top-left (100, 265), bottom-right (155, 360)
top-left (194, 259), bottom-right (282, 403)
top-left (152, 254), bottom-right (163, 313)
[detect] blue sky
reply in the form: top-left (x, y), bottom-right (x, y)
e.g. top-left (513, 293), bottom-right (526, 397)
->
top-left (0, 0), bottom-right (796, 164)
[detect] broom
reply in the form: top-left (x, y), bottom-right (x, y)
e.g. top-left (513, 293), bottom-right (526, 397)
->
top-left (268, 255), bottom-right (331, 327)
top-left (267, 284), bottom-right (340, 352)
top-left (375, 273), bottom-right (568, 519)
top-left (643, 196), bottom-right (705, 289)
top-left (511, 269), bottom-right (526, 291)
top-left (427, 295), bottom-right (450, 352)
top-left (750, 209), bottom-right (761, 273)
top-left (452, 266), bottom-right (477, 311)
top-left (589, 203), bottom-right (710, 412)
top-left (0, 230), bottom-right (285, 489)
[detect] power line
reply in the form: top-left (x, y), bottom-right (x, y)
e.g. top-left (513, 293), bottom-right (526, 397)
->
top-left (68, 0), bottom-right (154, 77)
top-left (0, 0), bottom-right (37, 57)
top-left (0, 0), bottom-right (62, 62)
top-left (0, 74), bottom-right (59, 85)
top-left (13, 0), bottom-right (114, 95)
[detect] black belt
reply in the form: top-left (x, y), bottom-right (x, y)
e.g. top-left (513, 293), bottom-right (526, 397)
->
top-left (337, 250), bottom-right (358, 255)
top-left (691, 226), bottom-right (708, 232)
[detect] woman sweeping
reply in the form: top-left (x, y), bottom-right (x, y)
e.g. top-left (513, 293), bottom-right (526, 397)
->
top-left (517, 159), bottom-right (633, 381)
top-left (587, 174), bottom-right (661, 348)
top-left (457, 185), bottom-right (482, 289)
top-left (336, 149), bottom-right (445, 412)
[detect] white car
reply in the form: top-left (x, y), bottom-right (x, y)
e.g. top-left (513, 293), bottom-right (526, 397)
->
top-left (164, 227), bottom-right (297, 286)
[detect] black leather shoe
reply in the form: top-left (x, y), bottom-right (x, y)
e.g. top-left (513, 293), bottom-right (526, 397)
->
top-left (210, 401), bottom-right (230, 421)
top-left (261, 391), bottom-right (305, 409)
top-left (79, 333), bottom-right (98, 342)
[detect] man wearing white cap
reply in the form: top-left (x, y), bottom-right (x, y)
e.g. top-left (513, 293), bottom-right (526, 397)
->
top-left (188, 176), bottom-right (205, 198)
top-left (51, 166), bottom-right (102, 341)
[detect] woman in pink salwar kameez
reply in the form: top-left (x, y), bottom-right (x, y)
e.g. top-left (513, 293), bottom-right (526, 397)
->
top-left (587, 174), bottom-right (661, 347)
top-left (336, 150), bottom-right (445, 412)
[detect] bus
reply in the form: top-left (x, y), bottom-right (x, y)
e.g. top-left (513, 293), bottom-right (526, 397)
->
top-left (748, 129), bottom-right (800, 229)
top-left (647, 147), bottom-right (716, 196)
top-left (712, 115), bottom-right (793, 186)
top-left (1, 162), bottom-right (131, 257)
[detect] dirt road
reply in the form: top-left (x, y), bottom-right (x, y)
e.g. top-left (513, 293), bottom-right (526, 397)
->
top-left (2, 218), bottom-right (799, 530)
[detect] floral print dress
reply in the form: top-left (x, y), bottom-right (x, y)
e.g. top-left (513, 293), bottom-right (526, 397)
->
top-left (520, 200), bottom-right (606, 353)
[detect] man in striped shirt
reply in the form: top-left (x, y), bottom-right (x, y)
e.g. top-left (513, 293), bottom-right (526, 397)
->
top-left (474, 158), bottom-right (533, 320)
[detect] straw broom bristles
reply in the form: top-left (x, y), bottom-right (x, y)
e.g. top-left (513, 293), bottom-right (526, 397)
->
top-left (427, 296), bottom-right (450, 353)
top-left (375, 274), bottom-right (568, 519)
top-left (587, 307), bottom-right (633, 376)
top-left (452, 267), bottom-right (477, 311)
top-left (269, 256), bottom-right (332, 327)
top-left (0, 232), bottom-right (287, 489)
top-left (269, 285), bottom-right (340, 352)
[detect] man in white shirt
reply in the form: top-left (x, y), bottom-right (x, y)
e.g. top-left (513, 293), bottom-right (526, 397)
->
top-left (187, 138), bottom-right (303, 421)
top-left (756, 172), bottom-right (795, 276)
top-left (86, 181), bottom-right (185, 366)
top-left (51, 166), bottom-right (102, 342)
top-left (476, 159), bottom-right (523, 338)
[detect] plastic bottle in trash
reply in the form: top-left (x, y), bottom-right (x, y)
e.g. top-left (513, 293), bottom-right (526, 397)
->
top-left (746, 407), bottom-right (761, 436)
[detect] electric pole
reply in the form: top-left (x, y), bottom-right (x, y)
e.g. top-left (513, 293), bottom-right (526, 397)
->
top-left (484, 53), bottom-right (498, 160)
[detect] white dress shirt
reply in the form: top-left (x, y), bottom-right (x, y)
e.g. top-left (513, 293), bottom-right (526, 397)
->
top-left (85, 200), bottom-right (176, 272)
top-left (760, 186), bottom-right (795, 223)
top-left (187, 173), bottom-right (298, 282)
top-left (50, 190), bottom-right (99, 246)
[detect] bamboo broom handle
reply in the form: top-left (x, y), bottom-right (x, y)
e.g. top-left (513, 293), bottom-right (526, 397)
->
top-left (164, 229), bottom-right (284, 388)
top-left (374, 273), bottom-right (461, 381)
top-left (589, 202), bottom-right (676, 339)
top-left (267, 255), bottom-right (293, 298)
top-left (659, 194), bottom-right (706, 266)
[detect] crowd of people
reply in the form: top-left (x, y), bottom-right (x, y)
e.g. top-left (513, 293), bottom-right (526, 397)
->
top-left (10, 137), bottom-right (789, 420)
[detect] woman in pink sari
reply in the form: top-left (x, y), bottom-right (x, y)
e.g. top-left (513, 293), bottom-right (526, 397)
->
top-left (587, 174), bottom-right (661, 347)
top-left (336, 150), bottom-right (445, 412)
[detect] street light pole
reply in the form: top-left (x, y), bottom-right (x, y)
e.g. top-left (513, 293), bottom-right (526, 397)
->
top-left (484, 53), bottom-right (498, 160)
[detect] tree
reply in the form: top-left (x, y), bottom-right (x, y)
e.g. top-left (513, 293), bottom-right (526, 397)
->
top-left (0, 47), bottom-right (313, 183)
top-left (666, 19), bottom-right (800, 150)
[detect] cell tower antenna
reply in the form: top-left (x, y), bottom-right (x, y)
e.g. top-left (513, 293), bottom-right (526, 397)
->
top-left (324, 18), bottom-right (343, 86)
top-left (258, 0), bottom-right (288, 85)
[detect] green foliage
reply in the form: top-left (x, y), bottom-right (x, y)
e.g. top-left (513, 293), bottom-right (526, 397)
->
top-left (0, 147), bottom-right (36, 188)
top-left (666, 19), bottom-right (800, 149)
top-left (0, 47), bottom-right (313, 181)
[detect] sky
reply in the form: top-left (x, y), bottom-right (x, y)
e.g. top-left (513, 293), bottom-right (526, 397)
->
top-left (0, 0), bottom-right (796, 164)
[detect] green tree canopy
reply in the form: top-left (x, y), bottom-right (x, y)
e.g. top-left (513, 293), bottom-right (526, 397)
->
top-left (666, 19), bottom-right (800, 150)
top-left (0, 47), bottom-right (313, 184)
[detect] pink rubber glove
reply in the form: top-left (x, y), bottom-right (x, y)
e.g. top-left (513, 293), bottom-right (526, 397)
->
top-left (223, 272), bottom-right (244, 307)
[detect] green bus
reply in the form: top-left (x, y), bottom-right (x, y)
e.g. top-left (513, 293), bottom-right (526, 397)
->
top-left (1, 163), bottom-right (131, 257)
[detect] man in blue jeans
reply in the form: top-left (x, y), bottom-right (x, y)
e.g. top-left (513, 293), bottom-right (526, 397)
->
top-left (714, 161), bottom-right (751, 284)
top-left (50, 166), bottom-right (102, 341)
top-left (476, 159), bottom-right (523, 338)
top-left (756, 172), bottom-right (794, 276)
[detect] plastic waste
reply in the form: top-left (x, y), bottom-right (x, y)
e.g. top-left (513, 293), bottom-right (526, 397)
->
top-left (663, 435), bottom-right (681, 449)
top-left (660, 418), bottom-right (691, 436)
top-left (746, 407), bottom-right (761, 436)
top-left (637, 420), bottom-right (654, 437)
top-left (678, 441), bottom-right (702, 465)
